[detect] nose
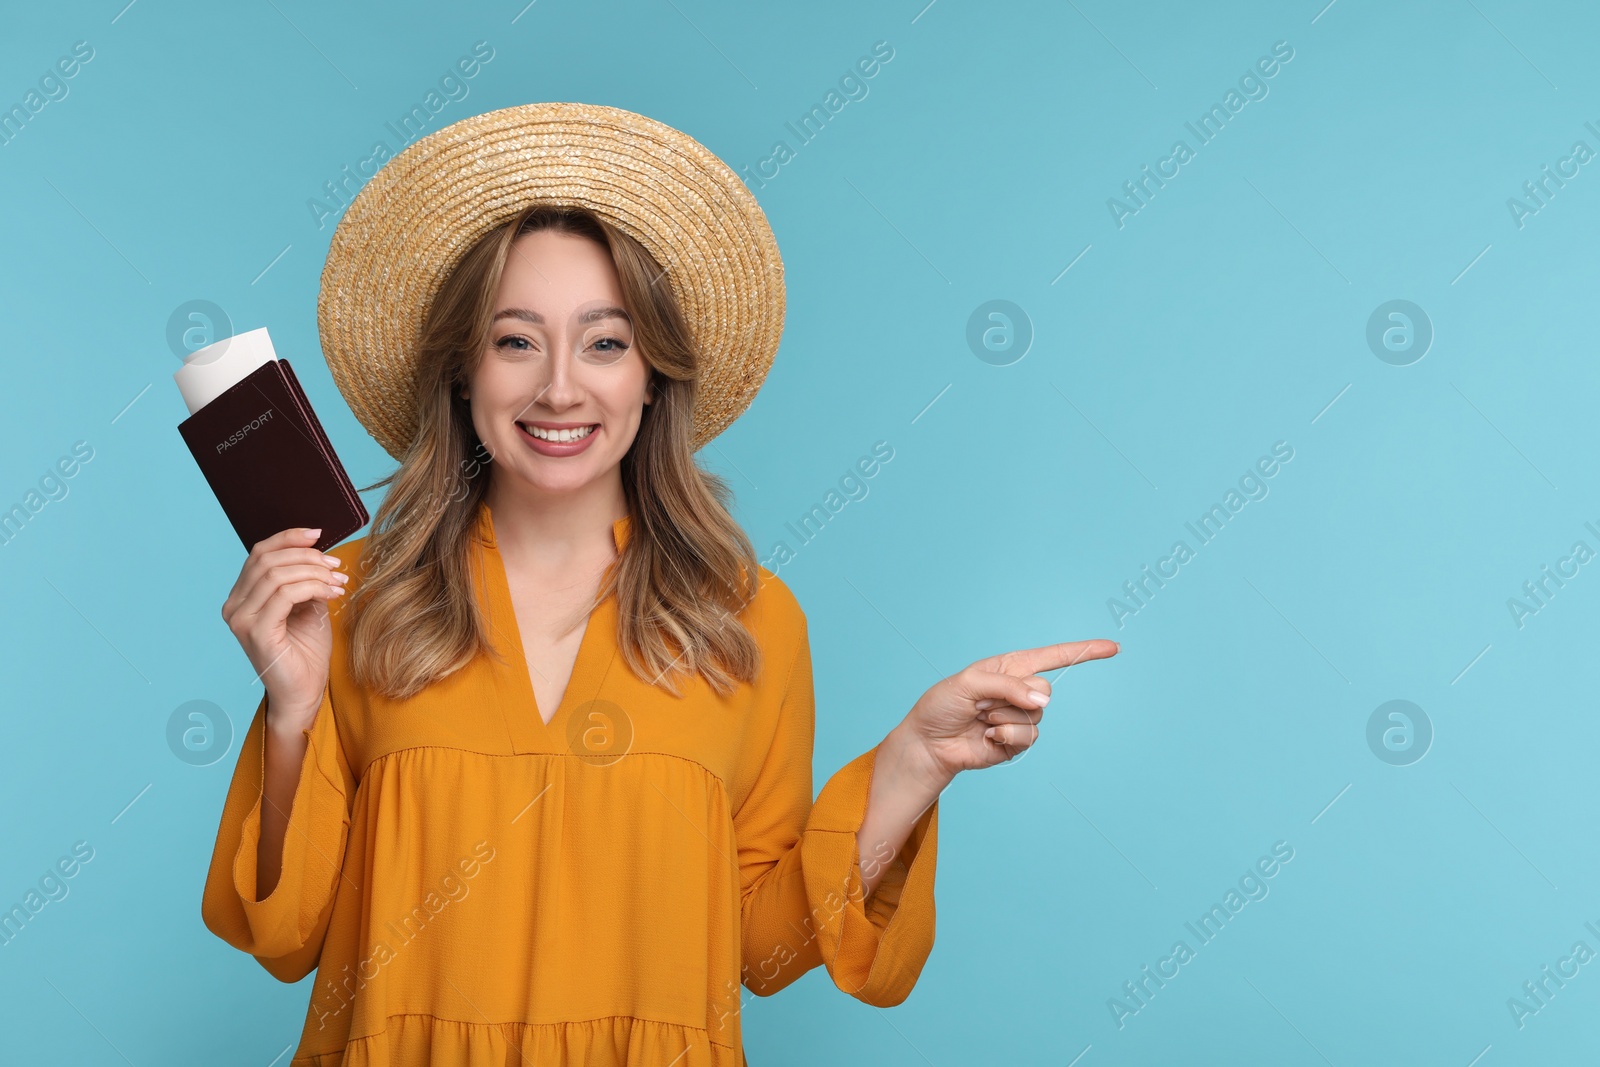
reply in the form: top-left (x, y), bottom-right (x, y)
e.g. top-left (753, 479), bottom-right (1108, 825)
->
top-left (527, 332), bottom-right (586, 413)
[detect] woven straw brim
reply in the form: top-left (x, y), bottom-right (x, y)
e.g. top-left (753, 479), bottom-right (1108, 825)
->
top-left (317, 101), bottom-right (785, 460)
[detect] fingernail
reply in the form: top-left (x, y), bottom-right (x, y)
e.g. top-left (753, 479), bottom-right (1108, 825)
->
top-left (975, 699), bottom-right (995, 712)
top-left (305, 528), bottom-right (322, 539)
top-left (330, 571), bottom-right (350, 584)
top-left (986, 727), bottom-right (1002, 743)
top-left (323, 554), bottom-right (343, 567)
top-left (1029, 690), bottom-right (1050, 707)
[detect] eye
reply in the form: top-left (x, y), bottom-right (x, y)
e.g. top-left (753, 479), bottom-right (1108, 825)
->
top-left (494, 335), bottom-right (534, 352)
top-left (586, 336), bottom-right (630, 361)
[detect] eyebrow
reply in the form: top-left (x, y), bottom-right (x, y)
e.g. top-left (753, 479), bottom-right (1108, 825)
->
top-left (491, 305), bottom-right (632, 326)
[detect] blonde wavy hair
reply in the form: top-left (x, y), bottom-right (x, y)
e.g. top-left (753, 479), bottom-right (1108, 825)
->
top-left (343, 204), bottom-right (763, 702)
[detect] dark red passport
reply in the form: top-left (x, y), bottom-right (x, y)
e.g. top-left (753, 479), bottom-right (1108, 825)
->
top-left (177, 358), bottom-right (368, 554)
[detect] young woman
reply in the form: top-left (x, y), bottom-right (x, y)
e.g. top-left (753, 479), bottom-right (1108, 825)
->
top-left (201, 103), bottom-right (1117, 1066)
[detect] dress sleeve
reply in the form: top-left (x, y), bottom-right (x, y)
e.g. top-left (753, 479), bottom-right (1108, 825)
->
top-left (200, 684), bottom-right (356, 983)
top-left (735, 618), bottom-right (939, 1007)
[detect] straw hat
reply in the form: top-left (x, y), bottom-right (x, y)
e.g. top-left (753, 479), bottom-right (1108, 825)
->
top-left (316, 101), bottom-right (785, 460)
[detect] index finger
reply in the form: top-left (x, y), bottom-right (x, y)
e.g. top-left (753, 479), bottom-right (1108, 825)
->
top-left (983, 639), bottom-right (1120, 677)
top-left (249, 526), bottom-right (323, 558)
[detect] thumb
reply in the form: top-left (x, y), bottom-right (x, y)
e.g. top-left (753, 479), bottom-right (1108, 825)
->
top-left (956, 667), bottom-right (1051, 711)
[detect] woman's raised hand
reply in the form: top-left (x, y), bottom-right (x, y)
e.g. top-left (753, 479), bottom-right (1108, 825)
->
top-left (897, 640), bottom-right (1120, 784)
top-left (221, 527), bottom-right (348, 737)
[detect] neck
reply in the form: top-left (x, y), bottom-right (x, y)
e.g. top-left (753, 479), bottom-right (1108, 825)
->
top-left (482, 475), bottom-right (627, 568)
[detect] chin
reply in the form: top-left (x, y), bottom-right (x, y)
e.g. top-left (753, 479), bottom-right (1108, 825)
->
top-left (513, 455), bottom-right (609, 490)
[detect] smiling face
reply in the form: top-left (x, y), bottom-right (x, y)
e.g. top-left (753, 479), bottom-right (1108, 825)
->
top-left (461, 228), bottom-right (654, 502)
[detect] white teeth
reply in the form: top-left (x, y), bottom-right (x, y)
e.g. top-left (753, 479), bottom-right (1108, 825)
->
top-left (522, 423), bottom-right (595, 443)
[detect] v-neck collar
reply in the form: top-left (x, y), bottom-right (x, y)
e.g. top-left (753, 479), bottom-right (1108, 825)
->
top-left (472, 500), bottom-right (628, 752)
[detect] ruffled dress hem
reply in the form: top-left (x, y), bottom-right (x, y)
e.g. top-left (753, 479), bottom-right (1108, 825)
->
top-left (298, 1013), bottom-right (740, 1067)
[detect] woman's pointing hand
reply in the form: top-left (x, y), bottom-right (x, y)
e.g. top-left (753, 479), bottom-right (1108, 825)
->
top-left (896, 639), bottom-right (1120, 787)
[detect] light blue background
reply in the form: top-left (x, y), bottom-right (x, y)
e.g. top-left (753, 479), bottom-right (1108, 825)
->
top-left (2, 0), bottom-right (1596, 1063)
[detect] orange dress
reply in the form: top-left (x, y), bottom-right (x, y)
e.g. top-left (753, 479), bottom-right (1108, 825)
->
top-left (201, 500), bottom-right (939, 1066)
